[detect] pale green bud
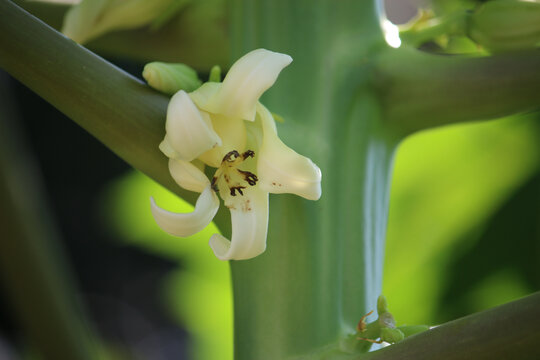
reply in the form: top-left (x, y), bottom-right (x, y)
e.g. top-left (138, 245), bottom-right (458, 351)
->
top-left (380, 328), bottom-right (405, 344)
top-left (143, 62), bottom-right (202, 94)
top-left (378, 312), bottom-right (396, 329)
top-left (468, 0), bottom-right (540, 52)
top-left (209, 65), bottom-right (222, 82)
top-left (377, 295), bottom-right (389, 315)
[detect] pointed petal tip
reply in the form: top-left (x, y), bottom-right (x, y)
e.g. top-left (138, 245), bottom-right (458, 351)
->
top-left (159, 138), bottom-right (178, 158)
top-left (200, 48), bottom-right (293, 121)
top-left (208, 234), bottom-right (232, 261)
top-left (209, 234), bottom-right (267, 261)
top-left (257, 105), bottom-right (323, 201)
top-left (208, 188), bottom-right (269, 260)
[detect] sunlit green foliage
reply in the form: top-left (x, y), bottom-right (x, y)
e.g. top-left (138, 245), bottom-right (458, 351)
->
top-left (385, 115), bottom-right (539, 325)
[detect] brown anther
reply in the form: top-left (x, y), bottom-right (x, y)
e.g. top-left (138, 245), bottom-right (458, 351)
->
top-left (230, 186), bottom-right (246, 196)
top-left (242, 150), bottom-right (255, 159)
top-left (213, 149), bottom-right (258, 198)
top-left (357, 310), bottom-right (374, 332)
top-left (238, 170), bottom-right (258, 186)
top-left (222, 150), bottom-right (240, 163)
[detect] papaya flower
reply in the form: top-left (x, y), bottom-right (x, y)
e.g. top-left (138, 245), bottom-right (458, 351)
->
top-left (150, 49), bottom-right (322, 260)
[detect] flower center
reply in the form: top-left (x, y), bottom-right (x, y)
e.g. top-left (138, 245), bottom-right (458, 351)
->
top-left (211, 150), bottom-right (258, 197)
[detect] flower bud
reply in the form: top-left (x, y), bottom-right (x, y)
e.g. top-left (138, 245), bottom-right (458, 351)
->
top-left (209, 65), bottom-right (222, 82)
top-left (62, 0), bottom-right (177, 44)
top-left (380, 327), bottom-right (405, 344)
top-left (377, 295), bottom-right (389, 315)
top-left (143, 62), bottom-right (202, 94)
top-left (468, 0), bottom-right (540, 52)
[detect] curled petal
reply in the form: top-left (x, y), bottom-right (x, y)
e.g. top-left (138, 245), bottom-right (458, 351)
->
top-left (160, 90), bottom-right (222, 161)
top-left (169, 158), bottom-right (209, 193)
top-left (199, 49), bottom-right (292, 121)
top-left (150, 185), bottom-right (219, 237)
top-left (257, 104), bottom-right (322, 200)
top-left (209, 188), bottom-right (269, 260)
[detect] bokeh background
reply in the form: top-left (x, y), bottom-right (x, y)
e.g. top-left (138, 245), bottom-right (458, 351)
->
top-left (1, 0), bottom-right (539, 359)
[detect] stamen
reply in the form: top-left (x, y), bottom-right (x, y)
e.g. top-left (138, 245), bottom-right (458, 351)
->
top-left (230, 186), bottom-right (245, 196)
top-left (212, 149), bottom-right (259, 198)
top-left (222, 150), bottom-right (240, 163)
top-left (242, 150), bottom-right (255, 159)
top-left (238, 170), bottom-right (258, 186)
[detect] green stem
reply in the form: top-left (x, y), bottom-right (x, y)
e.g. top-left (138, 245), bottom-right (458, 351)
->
top-left (361, 292), bottom-right (540, 360)
top-left (375, 46), bottom-right (540, 135)
top-left (0, 0), bottom-right (177, 197)
top-left (399, 10), bottom-right (469, 48)
top-left (0, 0), bottom-right (234, 231)
top-left (228, 1), bottom-right (397, 359)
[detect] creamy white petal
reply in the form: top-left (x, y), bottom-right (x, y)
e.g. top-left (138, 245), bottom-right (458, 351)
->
top-left (162, 90), bottom-right (222, 161)
top-left (209, 187), bottom-right (269, 260)
top-left (256, 104), bottom-right (322, 200)
top-left (199, 49), bottom-right (292, 121)
top-left (168, 158), bottom-right (209, 193)
top-left (63, 0), bottom-right (174, 44)
top-left (61, 0), bottom-right (109, 43)
top-left (150, 185), bottom-right (219, 237)
top-left (189, 82), bottom-right (220, 109)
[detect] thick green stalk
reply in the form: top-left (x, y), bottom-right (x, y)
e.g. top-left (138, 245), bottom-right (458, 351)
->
top-left (0, 0), bottom-right (236, 231)
top-left (375, 46), bottom-right (540, 135)
top-left (228, 1), bottom-right (397, 359)
top-left (0, 0), bottom-right (192, 204)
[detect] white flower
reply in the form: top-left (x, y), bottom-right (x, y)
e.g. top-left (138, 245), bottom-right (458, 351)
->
top-left (151, 49), bottom-right (322, 260)
top-left (62, 0), bottom-right (176, 44)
